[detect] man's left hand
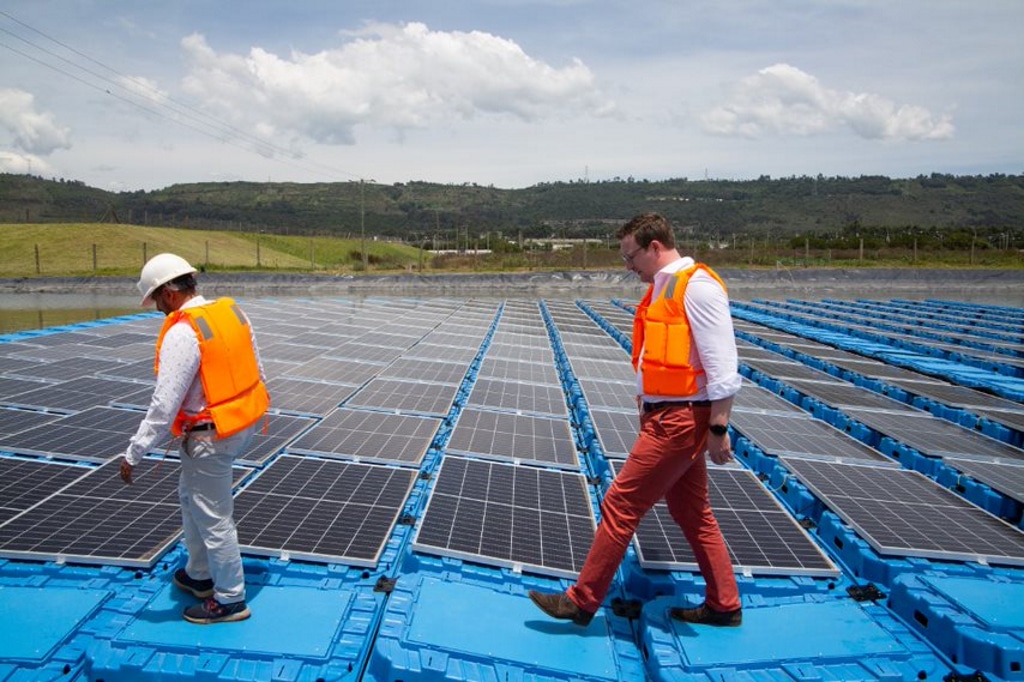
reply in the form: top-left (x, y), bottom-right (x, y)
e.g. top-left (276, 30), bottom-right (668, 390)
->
top-left (707, 433), bottom-right (733, 465)
top-left (119, 459), bottom-right (134, 485)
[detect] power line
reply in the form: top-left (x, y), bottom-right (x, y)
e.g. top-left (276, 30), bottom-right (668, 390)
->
top-left (0, 10), bottom-right (366, 183)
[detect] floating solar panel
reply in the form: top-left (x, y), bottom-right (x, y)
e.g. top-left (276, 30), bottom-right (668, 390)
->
top-left (567, 357), bottom-right (634, 383)
top-left (732, 381), bottom-right (806, 414)
top-left (888, 380), bottom-right (1023, 412)
top-left (588, 409), bottom-right (637, 458)
top-left (978, 407), bottom-right (1024, 434)
top-left (327, 342), bottom-right (406, 365)
top-left (446, 408), bottom-right (578, 469)
top-left (784, 379), bottom-right (918, 411)
top-left (841, 407), bottom-right (1024, 462)
top-left (416, 332), bottom-right (484, 350)
top-left (486, 343), bottom-right (555, 364)
top-left (476, 357), bottom-right (561, 386)
top-left (780, 458), bottom-right (1024, 566)
top-left (10, 331), bottom-right (101, 348)
top-left (412, 456), bottom-right (596, 579)
top-left (561, 342), bottom-right (629, 363)
top-left (288, 331), bottom-right (352, 349)
top-left (464, 378), bottom-right (567, 417)
top-left (0, 356), bottom-right (44, 375)
top-left (1, 377), bottom-right (147, 414)
top-left (80, 331), bottom-right (154, 348)
top-left (0, 407), bottom-right (62, 438)
top-left (731, 411), bottom-right (892, 464)
top-left (0, 406), bottom-right (148, 463)
top-left (606, 460), bottom-right (839, 577)
top-left (233, 455), bottom-right (416, 566)
top-left (944, 457), bottom-right (1024, 505)
top-left (260, 342), bottom-right (329, 363)
top-left (345, 378), bottom-right (459, 417)
top-left (7, 355), bottom-right (126, 381)
top-left (0, 377), bottom-right (48, 401)
top-left (284, 356), bottom-right (383, 386)
top-left (489, 332), bottom-right (552, 350)
top-left (0, 457), bottom-right (91, 524)
top-left (287, 408), bottom-right (441, 467)
top-left (577, 378), bottom-right (637, 412)
top-left (96, 358), bottom-right (157, 383)
top-left (740, 358), bottom-right (834, 381)
top-left (378, 357), bottom-right (470, 386)
top-left (265, 376), bottom-right (358, 416)
top-left (0, 458), bottom-right (211, 568)
top-left (402, 342), bottom-right (480, 364)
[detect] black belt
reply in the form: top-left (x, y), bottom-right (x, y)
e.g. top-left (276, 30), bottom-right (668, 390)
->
top-left (642, 400), bottom-right (712, 413)
top-left (187, 422), bottom-right (216, 432)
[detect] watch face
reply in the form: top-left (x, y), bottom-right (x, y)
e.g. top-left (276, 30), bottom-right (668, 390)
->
top-left (709, 424), bottom-right (728, 436)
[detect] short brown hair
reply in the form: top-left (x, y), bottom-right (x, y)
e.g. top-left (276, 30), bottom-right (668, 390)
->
top-left (615, 212), bottom-right (676, 249)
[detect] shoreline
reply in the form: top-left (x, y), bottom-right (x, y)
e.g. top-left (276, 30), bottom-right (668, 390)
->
top-left (3, 267), bottom-right (1024, 295)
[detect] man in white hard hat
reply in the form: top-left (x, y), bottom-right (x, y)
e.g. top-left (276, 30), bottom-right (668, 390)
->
top-left (120, 253), bottom-right (270, 625)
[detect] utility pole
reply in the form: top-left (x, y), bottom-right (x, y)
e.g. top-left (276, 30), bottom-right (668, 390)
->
top-left (360, 179), bottom-right (367, 270)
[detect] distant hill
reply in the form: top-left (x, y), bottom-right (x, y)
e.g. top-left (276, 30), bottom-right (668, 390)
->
top-left (2, 172), bottom-right (1023, 243)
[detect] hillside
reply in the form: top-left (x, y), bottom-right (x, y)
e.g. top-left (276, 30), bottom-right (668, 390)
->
top-left (1, 173), bottom-right (1023, 246)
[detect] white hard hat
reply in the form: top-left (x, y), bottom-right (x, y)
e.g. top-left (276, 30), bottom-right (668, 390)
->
top-left (137, 253), bottom-right (198, 305)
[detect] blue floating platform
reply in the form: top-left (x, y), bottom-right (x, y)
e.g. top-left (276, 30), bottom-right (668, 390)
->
top-left (0, 584), bottom-right (111, 679)
top-left (366, 573), bottom-right (645, 682)
top-left (890, 572), bottom-right (1024, 681)
top-left (86, 578), bottom-right (377, 681)
top-left (639, 595), bottom-right (953, 681)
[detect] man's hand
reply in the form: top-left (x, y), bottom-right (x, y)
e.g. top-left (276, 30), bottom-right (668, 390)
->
top-left (119, 459), bottom-right (134, 485)
top-left (706, 433), bottom-right (733, 465)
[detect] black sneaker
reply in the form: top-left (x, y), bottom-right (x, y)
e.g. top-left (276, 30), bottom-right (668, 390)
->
top-left (183, 597), bottom-right (251, 624)
top-left (173, 569), bottom-right (214, 599)
top-left (669, 602), bottom-right (742, 627)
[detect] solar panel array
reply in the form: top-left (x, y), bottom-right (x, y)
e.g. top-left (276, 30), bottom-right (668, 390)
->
top-left (446, 407), bottom-right (578, 469)
top-left (781, 458), bottom-right (1024, 566)
top-left (234, 455), bottom-right (417, 566)
top-left (730, 410), bottom-right (893, 464)
top-left (0, 458), bottom-right (245, 567)
top-left (607, 461), bottom-right (839, 576)
top-left (287, 408), bottom-right (441, 467)
top-left (412, 456), bottom-right (596, 579)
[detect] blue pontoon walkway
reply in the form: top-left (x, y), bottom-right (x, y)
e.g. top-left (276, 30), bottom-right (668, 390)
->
top-left (1, 296), bottom-right (1022, 682)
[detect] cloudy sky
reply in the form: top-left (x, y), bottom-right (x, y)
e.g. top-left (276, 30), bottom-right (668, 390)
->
top-left (1, 1), bottom-right (1021, 192)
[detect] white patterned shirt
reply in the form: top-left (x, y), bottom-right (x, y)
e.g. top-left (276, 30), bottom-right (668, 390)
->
top-left (123, 296), bottom-right (264, 465)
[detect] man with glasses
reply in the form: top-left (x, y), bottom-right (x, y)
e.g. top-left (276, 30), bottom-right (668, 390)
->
top-left (530, 212), bottom-right (742, 627)
top-left (119, 253), bottom-right (269, 625)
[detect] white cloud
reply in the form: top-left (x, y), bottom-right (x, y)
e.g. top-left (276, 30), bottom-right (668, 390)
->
top-left (702, 63), bottom-right (954, 141)
top-left (179, 22), bottom-right (613, 147)
top-left (0, 89), bottom-right (73, 155)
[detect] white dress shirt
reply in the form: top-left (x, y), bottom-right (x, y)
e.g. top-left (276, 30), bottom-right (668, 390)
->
top-left (637, 257), bottom-right (743, 402)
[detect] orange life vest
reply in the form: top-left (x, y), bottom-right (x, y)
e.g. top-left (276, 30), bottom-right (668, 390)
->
top-left (155, 298), bottom-right (270, 438)
top-left (631, 263), bottom-right (727, 397)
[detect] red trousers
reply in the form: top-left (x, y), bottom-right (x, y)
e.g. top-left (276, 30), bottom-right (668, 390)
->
top-left (567, 405), bottom-right (741, 614)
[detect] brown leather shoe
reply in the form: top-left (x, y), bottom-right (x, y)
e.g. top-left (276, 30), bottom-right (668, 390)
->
top-left (528, 590), bottom-right (594, 626)
top-left (669, 603), bottom-right (742, 627)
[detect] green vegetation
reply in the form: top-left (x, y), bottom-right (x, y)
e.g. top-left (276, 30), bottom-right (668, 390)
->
top-left (1, 172), bottom-right (1022, 275)
top-left (0, 223), bottom-right (424, 277)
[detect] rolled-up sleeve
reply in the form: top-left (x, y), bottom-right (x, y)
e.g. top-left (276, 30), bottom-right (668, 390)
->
top-left (684, 273), bottom-right (743, 401)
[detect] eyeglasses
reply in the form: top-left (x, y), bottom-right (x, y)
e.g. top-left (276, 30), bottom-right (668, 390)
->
top-left (621, 245), bottom-right (645, 264)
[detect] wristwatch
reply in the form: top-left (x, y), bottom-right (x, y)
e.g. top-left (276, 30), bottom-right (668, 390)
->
top-left (708, 423), bottom-right (729, 437)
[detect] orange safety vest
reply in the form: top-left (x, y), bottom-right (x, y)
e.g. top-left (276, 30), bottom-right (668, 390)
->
top-left (631, 263), bottom-right (727, 397)
top-left (155, 298), bottom-right (270, 438)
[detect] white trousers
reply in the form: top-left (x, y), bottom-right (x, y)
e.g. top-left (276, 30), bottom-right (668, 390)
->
top-left (178, 425), bottom-right (254, 604)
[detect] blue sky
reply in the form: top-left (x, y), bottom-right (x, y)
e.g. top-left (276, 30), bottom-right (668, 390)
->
top-left (1, 1), bottom-right (1021, 192)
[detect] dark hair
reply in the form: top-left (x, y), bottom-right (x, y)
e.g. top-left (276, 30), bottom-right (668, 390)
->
top-left (615, 212), bottom-right (676, 249)
top-left (164, 273), bottom-right (197, 294)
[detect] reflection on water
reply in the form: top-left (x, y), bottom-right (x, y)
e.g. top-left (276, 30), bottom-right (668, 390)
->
top-left (1, 286), bottom-right (1021, 335)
